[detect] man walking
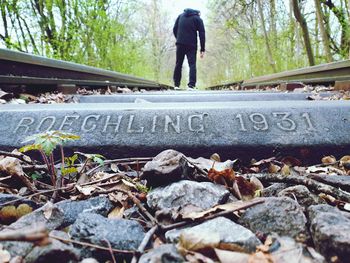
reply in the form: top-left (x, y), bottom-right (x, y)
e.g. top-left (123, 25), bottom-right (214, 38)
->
top-left (173, 8), bottom-right (205, 89)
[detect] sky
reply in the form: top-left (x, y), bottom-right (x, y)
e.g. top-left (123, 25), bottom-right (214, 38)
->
top-left (166, 0), bottom-right (208, 21)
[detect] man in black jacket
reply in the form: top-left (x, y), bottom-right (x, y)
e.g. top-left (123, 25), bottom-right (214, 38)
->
top-left (173, 8), bottom-right (205, 89)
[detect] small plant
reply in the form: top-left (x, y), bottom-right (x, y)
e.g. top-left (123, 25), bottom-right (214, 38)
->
top-left (19, 130), bottom-right (80, 187)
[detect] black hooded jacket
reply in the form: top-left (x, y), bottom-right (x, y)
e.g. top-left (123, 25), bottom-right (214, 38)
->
top-left (173, 8), bottom-right (205, 52)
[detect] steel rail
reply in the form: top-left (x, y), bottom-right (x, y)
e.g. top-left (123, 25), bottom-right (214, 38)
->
top-left (209, 59), bottom-right (350, 89)
top-left (0, 48), bottom-right (161, 88)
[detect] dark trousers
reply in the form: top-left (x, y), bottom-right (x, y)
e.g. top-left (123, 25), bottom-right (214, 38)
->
top-left (173, 44), bottom-right (197, 87)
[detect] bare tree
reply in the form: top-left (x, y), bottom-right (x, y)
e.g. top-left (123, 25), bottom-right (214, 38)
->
top-left (257, 0), bottom-right (277, 72)
top-left (314, 0), bottom-right (333, 62)
top-left (292, 0), bottom-right (315, 66)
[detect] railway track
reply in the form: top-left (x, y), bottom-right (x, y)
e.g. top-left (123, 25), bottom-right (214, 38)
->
top-left (0, 48), bottom-right (165, 91)
top-left (210, 59), bottom-right (350, 90)
top-left (0, 49), bottom-right (349, 162)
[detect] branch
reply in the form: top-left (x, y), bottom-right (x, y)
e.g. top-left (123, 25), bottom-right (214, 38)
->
top-left (243, 173), bottom-right (350, 202)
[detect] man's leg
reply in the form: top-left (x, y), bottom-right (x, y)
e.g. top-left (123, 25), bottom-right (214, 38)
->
top-left (187, 48), bottom-right (197, 88)
top-left (173, 45), bottom-right (186, 87)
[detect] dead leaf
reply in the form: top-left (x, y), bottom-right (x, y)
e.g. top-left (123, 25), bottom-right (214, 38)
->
top-left (184, 251), bottom-right (215, 263)
top-left (179, 230), bottom-right (220, 252)
top-left (321, 155), bottom-right (337, 165)
top-left (252, 157), bottom-right (275, 166)
top-left (280, 156), bottom-right (302, 167)
top-left (0, 157), bottom-right (24, 178)
top-left (76, 185), bottom-right (96, 196)
top-left (280, 165), bottom-right (290, 176)
top-left (110, 163), bottom-right (119, 172)
top-left (208, 168), bottom-right (235, 186)
top-left (215, 249), bottom-right (249, 263)
top-left (108, 206), bottom-right (125, 219)
top-left (250, 176), bottom-right (264, 191)
top-left (340, 155), bottom-right (350, 170)
top-left (42, 202), bottom-right (54, 220)
top-left (210, 153), bottom-right (221, 162)
top-left (248, 251), bottom-right (273, 263)
top-left (268, 163), bottom-right (280, 174)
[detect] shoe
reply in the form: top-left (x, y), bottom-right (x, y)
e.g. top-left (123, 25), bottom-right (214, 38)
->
top-left (187, 85), bottom-right (196, 91)
top-left (174, 86), bottom-right (180, 90)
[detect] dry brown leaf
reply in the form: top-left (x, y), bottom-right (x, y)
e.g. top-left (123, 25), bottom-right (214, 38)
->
top-left (208, 168), bottom-right (235, 186)
top-left (280, 164), bottom-right (290, 176)
top-left (280, 156), bottom-right (302, 167)
top-left (184, 251), bottom-right (215, 263)
top-left (0, 157), bottom-right (24, 178)
top-left (250, 176), bottom-right (264, 191)
top-left (43, 202), bottom-right (54, 220)
top-left (322, 155), bottom-right (337, 165)
top-left (340, 155), bottom-right (350, 169)
top-left (268, 163), bottom-right (280, 174)
top-left (108, 206), bottom-right (125, 219)
top-left (179, 230), bottom-right (220, 252)
top-left (248, 251), bottom-right (273, 263)
top-left (210, 153), bottom-right (221, 162)
top-left (110, 163), bottom-right (119, 173)
top-left (252, 157), bottom-right (275, 166)
top-left (76, 185), bottom-right (96, 196)
top-left (121, 179), bottom-right (137, 190)
top-left (108, 192), bottom-right (129, 206)
top-left (215, 249), bottom-right (249, 263)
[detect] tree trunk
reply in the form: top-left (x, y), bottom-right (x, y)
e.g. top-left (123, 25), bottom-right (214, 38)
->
top-left (292, 0), bottom-right (315, 66)
top-left (321, 0), bottom-right (350, 58)
top-left (269, 0), bottom-right (277, 49)
top-left (314, 0), bottom-right (333, 62)
top-left (257, 0), bottom-right (277, 72)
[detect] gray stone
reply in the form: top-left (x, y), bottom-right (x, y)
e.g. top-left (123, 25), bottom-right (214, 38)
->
top-left (147, 180), bottom-right (229, 214)
top-left (69, 213), bottom-right (144, 260)
top-left (141, 149), bottom-right (186, 186)
top-left (1, 203), bottom-right (65, 257)
top-left (56, 195), bottom-right (113, 227)
top-left (76, 92), bottom-right (333, 103)
top-left (309, 174), bottom-right (350, 192)
top-left (261, 183), bottom-right (288, 197)
top-left (238, 197), bottom-right (308, 239)
top-left (0, 193), bottom-right (38, 208)
top-left (139, 244), bottom-right (184, 263)
top-left (0, 101), bottom-right (349, 159)
top-left (308, 204), bottom-right (350, 261)
top-left (25, 230), bottom-right (80, 263)
top-left (278, 185), bottom-right (324, 207)
top-left (266, 234), bottom-right (325, 263)
top-left (166, 217), bottom-right (261, 253)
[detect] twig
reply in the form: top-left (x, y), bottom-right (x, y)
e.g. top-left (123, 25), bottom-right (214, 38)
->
top-left (86, 157), bottom-right (153, 177)
top-left (0, 225), bottom-right (48, 242)
top-left (0, 150), bottom-right (35, 165)
top-left (104, 239), bottom-right (117, 263)
top-left (50, 234), bottom-right (134, 254)
top-left (244, 173), bottom-right (350, 202)
top-left (160, 199), bottom-right (265, 232)
top-left (182, 156), bottom-right (208, 176)
top-left (131, 225), bottom-right (158, 263)
top-left (0, 185), bottom-right (73, 207)
top-left (95, 187), bottom-right (157, 225)
top-left (18, 172), bottom-right (37, 192)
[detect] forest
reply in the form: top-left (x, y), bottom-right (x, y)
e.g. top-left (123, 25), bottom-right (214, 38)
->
top-left (1, 0), bottom-right (350, 87)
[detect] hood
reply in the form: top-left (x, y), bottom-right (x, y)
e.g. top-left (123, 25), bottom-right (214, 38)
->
top-left (184, 8), bottom-right (200, 17)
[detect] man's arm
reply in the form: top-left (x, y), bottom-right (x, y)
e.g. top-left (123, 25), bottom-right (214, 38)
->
top-left (197, 18), bottom-right (206, 52)
top-left (173, 16), bottom-right (180, 38)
